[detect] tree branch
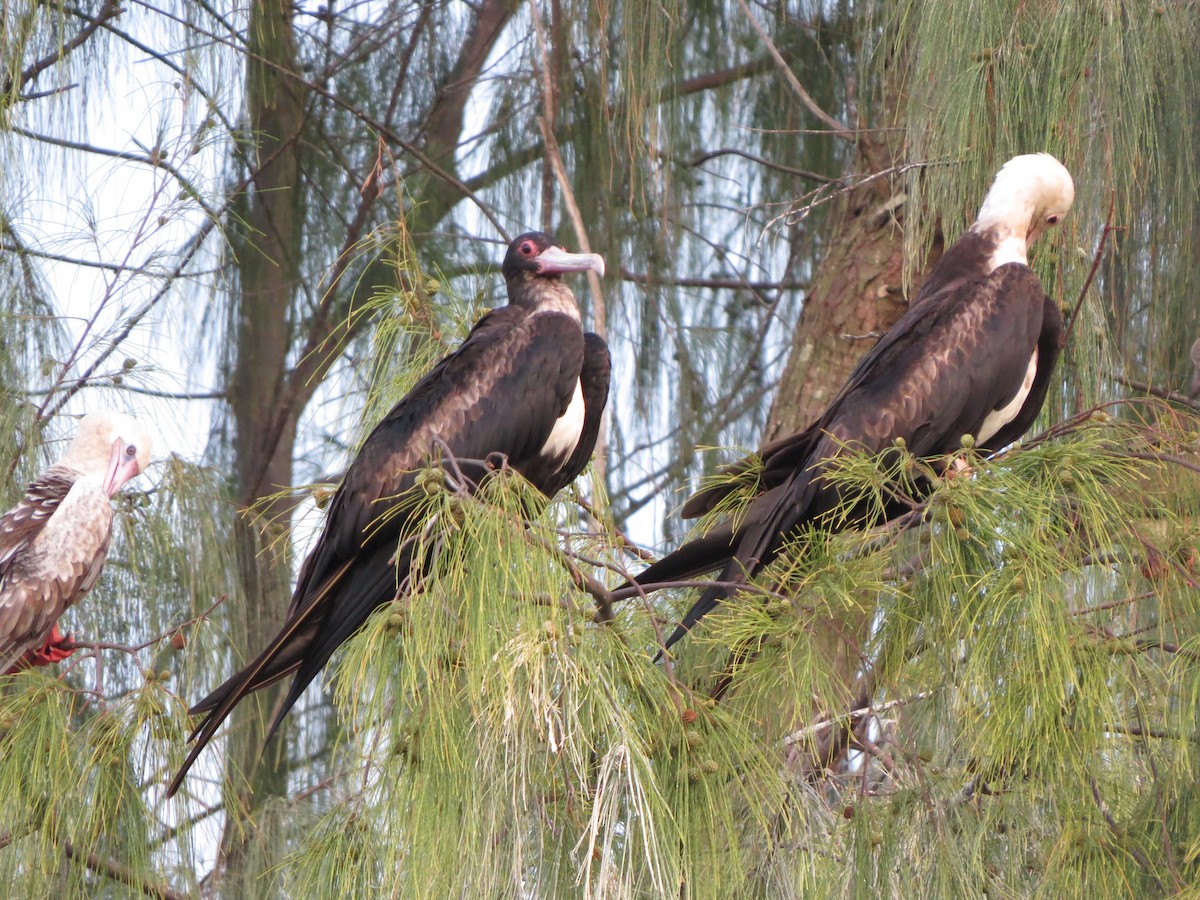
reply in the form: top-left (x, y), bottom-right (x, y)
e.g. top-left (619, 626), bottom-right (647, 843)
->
top-left (1062, 190), bottom-right (1115, 347)
top-left (620, 268), bottom-right (807, 292)
top-left (782, 691), bottom-right (934, 745)
top-left (690, 147), bottom-right (834, 183)
top-left (4, 0), bottom-right (123, 98)
top-left (734, 0), bottom-right (853, 141)
top-left (1115, 375), bottom-right (1200, 413)
top-left (61, 840), bottom-right (188, 900)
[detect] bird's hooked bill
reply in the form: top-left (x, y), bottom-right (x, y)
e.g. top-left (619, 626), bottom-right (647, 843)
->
top-left (102, 438), bottom-right (141, 498)
top-left (535, 245), bottom-right (605, 278)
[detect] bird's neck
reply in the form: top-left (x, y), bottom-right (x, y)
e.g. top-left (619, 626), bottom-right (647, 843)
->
top-left (980, 228), bottom-right (1029, 270)
top-left (516, 279), bottom-right (582, 320)
top-left (972, 194), bottom-right (1034, 270)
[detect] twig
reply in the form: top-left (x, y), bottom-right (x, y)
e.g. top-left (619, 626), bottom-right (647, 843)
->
top-left (128, 0), bottom-right (507, 236)
top-left (1068, 590), bottom-right (1156, 617)
top-left (4, 0), bottom-right (123, 97)
top-left (1062, 190), bottom-right (1116, 347)
top-left (782, 690), bottom-right (933, 745)
top-left (9, 126), bottom-right (218, 220)
top-left (527, 530), bottom-right (615, 622)
top-left (60, 840), bottom-right (188, 900)
top-left (734, 0), bottom-right (853, 141)
top-left (1114, 375), bottom-right (1200, 413)
top-left (149, 799), bottom-right (225, 851)
top-left (62, 595), bottom-right (228, 660)
top-left (1104, 723), bottom-right (1200, 742)
top-left (1126, 452), bottom-right (1200, 478)
top-left (1135, 639), bottom-right (1200, 664)
top-left (1089, 776), bottom-right (1165, 893)
top-left (689, 148), bottom-right (834, 182)
top-left (42, 219), bottom-right (218, 421)
top-left (620, 268), bottom-right (808, 293)
top-left (766, 161), bottom-right (937, 235)
top-left (608, 578), bottom-right (788, 603)
top-left (572, 495), bottom-right (656, 563)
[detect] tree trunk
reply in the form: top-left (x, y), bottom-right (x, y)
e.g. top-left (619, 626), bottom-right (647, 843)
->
top-left (219, 0), bottom-right (307, 892)
top-left (762, 130), bottom-right (942, 773)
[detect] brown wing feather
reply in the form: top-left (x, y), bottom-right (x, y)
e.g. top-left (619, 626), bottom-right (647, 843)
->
top-left (646, 264), bottom-right (1057, 650)
top-left (0, 475), bottom-right (113, 671)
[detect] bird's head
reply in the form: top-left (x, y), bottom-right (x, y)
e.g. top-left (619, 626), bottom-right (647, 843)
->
top-left (974, 153), bottom-right (1075, 247)
top-left (62, 411), bottom-right (154, 497)
top-left (502, 232), bottom-right (605, 305)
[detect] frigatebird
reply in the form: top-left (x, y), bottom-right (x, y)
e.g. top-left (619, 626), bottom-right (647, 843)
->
top-left (628, 153), bottom-right (1075, 652)
top-left (169, 232), bottom-right (608, 795)
top-left (0, 411), bottom-right (153, 673)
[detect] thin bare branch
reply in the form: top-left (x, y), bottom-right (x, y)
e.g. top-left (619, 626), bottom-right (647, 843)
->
top-left (734, 0), bottom-right (853, 141)
top-left (60, 840), bottom-right (188, 900)
top-left (1062, 190), bottom-right (1116, 347)
top-left (4, 0), bottom-right (122, 97)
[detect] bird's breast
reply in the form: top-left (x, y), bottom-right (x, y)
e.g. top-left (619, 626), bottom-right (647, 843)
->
top-left (538, 379), bottom-right (586, 469)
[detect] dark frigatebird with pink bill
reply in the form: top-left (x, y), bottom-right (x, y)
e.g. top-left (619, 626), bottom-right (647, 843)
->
top-left (622, 153), bottom-right (1076, 654)
top-left (169, 232), bottom-right (609, 795)
top-left (0, 411), bottom-right (153, 673)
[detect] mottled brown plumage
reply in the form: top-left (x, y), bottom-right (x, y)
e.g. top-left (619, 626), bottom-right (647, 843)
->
top-left (169, 233), bottom-right (609, 797)
top-left (625, 154), bottom-right (1075, 651)
top-left (0, 411), bottom-right (153, 673)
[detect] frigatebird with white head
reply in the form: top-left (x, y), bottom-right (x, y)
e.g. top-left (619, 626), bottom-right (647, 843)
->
top-left (626, 153), bottom-right (1075, 652)
top-left (0, 411), bottom-right (153, 673)
top-left (169, 232), bottom-right (609, 795)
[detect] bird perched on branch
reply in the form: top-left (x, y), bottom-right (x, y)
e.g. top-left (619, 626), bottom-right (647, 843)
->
top-left (169, 232), bottom-right (609, 796)
top-left (0, 411), bottom-right (153, 674)
top-left (624, 153), bottom-right (1075, 654)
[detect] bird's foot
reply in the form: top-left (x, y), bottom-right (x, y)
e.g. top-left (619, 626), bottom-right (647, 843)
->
top-left (15, 625), bottom-right (78, 671)
top-left (947, 456), bottom-right (974, 477)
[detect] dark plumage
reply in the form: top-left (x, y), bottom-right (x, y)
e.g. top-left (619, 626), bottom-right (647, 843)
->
top-left (169, 233), bottom-right (608, 796)
top-left (627, 153), bottom-right (1075, 652)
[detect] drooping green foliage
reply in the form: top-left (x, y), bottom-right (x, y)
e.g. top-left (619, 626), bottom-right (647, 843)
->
top-left (651, 402), bottom-right (1200, 895)
top-left (892, 0), bottom-right (1200, 402)
top-left (0, 0), bottom-right (1197, 896)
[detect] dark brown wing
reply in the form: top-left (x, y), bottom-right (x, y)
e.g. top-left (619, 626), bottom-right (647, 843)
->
top-left (170, 307), bottom-right (588, 796)
top-left (652, 264), bottom-right (1054, 649)
top-left (540, 331), bottom-right (610, 497)
top-left (977, 293), bottom-right (1063, 453)
top-left (680, 423), bottom-right (821, 520)
top-left (0, 474), bottom-right (112, 670)
top-left (681, 231), bottom-right (1006, 521)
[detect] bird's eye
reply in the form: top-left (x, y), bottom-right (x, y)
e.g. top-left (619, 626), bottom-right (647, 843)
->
top-left (125, 445), bottom-right (137, 459)
top-left (1045, 215), bottom-right (1059, 225)
top-left (519, 240), bottom-right (536, 255)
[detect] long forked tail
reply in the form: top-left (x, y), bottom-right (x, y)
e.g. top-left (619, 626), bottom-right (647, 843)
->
top-left (166, 605), bottom-right (326, 798)
top-left (167, 541), bottom-right (416, 798)
top-left (165, 558), bottom-right (356, 798)
top-left (653, 476), bottom-right (815, 658)
top-left (659, 578), bottom-right (734, 655)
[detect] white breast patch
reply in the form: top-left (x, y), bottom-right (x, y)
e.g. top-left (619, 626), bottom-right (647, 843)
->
top-left (540, 380), bottom-right (586, 467)
top-left (976, 347), bottom-right (1038, 445)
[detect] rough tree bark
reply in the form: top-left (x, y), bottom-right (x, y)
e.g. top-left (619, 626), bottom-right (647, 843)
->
top-left (762, 127), bottom-right (942, 773)
top-left (221, 0), bottom-right (308, 891)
